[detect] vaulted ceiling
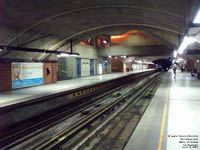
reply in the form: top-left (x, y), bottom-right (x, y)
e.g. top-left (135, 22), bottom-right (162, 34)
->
top-left (0, 0), bottom-right (199, 61)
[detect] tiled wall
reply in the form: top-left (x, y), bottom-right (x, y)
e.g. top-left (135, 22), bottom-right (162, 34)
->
top-left (43, 62), bottom-right (57, 84)
top-left (0, 62), bottom-right (57, 92)
top-left (111, 58), bottom-right (123, 72)
top-left (0, 62), bottom-right (12, 91)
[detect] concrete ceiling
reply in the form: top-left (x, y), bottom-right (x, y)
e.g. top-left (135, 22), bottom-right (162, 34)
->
top-left (0, 0), bottom-right (199, 61)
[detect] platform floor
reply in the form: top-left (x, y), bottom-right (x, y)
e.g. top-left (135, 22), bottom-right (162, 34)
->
top-left (124, 70), bottom-right (200, 150)
top-left (0, 70), bottom-right (151, 108)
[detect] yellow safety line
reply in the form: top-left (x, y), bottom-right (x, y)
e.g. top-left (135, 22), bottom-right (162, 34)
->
top-left (158, 81), bottom-right (170, 150)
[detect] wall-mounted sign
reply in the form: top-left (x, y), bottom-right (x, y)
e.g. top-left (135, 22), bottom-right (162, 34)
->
top-left (12, 63), bottom-right (43, 89)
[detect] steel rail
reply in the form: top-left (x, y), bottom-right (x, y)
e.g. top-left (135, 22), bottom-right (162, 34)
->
top-left (33, 73), bottom-right (160, 150)
top-left (0, 72), bottom-right (154, 150)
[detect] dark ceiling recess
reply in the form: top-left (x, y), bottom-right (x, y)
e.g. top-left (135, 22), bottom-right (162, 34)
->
top-left (153, 58), bottom-right (172, 70)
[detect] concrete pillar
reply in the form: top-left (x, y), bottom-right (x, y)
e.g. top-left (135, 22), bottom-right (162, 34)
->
top-left (196, 62), bottom-right (200, 79)
top-left (186, 58), bottom-right (195, 72)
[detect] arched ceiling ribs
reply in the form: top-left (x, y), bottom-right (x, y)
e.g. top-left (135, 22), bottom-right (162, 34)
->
top-left (39, 23), bottom-right (183, 61)
top-left (139, 30), bottom-right (177, 49)
top-left (54, 23), bottom-right (183, 42)
top-left (7, 5), bottom-right (185, 45)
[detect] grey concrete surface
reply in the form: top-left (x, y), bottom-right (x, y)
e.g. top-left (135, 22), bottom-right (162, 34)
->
top-left (124, 70), bottom-right (200, 150)
top-left (0, 0), bottom-right (198, 61)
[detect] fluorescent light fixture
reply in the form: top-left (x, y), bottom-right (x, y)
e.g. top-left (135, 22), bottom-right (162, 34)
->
top-left (173, 50), bottom-right (177, 57)
top-left (193, 9), bottom-right (200, 23)
top-left (103, 40), bottom-right (107, 44)
top-left (121, 55), bottom-right (127, 59)
top-left (0, 48), bottom-right (2, 52)
top-left (70, 53), bottom-right (79, 57)
top-left (178, 50), bottom-right (183, 54)
top-left (105, 60), bottom-right (108, 63)
top-left (177, 58), bottom-right (184, 61)
top-left (108, 55), bottom-right (112, 58)
top-left (57, 54), bottom-right (61, 57)
top-left (115, 56), bottom-right (117, 59)
top-left (143, 61), bottom-right (153, 64)
top-left (135, 60), bottom-right (142, 63)
top-left (197, 60), bottom-right (200, 63)
top-left (178, 36), bottom-right (196, 53)
top-left (60, 53), bottom-right (70, 57)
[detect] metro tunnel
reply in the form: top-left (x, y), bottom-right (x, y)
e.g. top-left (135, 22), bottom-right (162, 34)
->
top-left (0, 1), bottom-right (200, 150)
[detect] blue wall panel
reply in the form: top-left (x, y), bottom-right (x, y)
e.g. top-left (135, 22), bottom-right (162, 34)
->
top-left (90, 59), bottom-right (94, 76)
top-left (77, 58), bottom-right (81, 78)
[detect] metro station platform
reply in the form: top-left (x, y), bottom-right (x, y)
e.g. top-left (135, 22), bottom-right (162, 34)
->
top-left (0, 70), bottom-right (152, 109)
top-left (124, 70), bottom-right (200, 150)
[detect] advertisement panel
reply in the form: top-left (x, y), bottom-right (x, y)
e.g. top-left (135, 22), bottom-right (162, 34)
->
top-left (12, 63), bottom-right (43, 89)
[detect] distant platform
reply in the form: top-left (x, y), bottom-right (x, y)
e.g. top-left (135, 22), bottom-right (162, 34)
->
top-left (0, 69), bottom-right (153, 109)
top-left (124, 70), bottom-right (200, 150)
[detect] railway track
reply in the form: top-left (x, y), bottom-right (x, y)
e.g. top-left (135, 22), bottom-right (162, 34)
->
top-left (57, 73), bottom-right (162, 150)
top-left (0, 72), bottom-right (158, 150)
top-left (14, 72), bottom-right (161, 150)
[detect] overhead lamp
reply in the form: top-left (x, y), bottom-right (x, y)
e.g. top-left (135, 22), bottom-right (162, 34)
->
top-left (193, 9), bottom-right (200, 23)
top-left (177, 58), bottom-right (184, 61)
top-left (108, 55), bottom-right (112, 58)
top-left (135, 60), bottom-right (142, 64)
top-left (70, 53), bottom-right (79, 57)
top-left (0, 48), bottom-right (2, 52)
top-left (143, 61), bottom-right (154, 64)
top-left (173, 50), bottom-right (178, 58)
top-left (60, 53), bottom-right (70, 57)
top-left (178, 50), bottom-right (183, 54)
top-left (103, 40), bottom-right (107, 44)
top-left (178, 36), bottom-right (196, 54)
top-left (123, 55), bottom-right (127, 58)
top-left (197, 60), bottom-right (200, 63)
top-left (115, 56), bottom-right (117, 59)
top-left (105, 60), bottom-right (108, 63)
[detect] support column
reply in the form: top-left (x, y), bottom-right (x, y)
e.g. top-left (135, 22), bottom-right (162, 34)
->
top-left (196, 61), bottom-right (200, 79)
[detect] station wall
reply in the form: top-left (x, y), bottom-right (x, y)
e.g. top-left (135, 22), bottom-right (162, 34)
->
top-left (111, 58), bottom-right (123, 72)
top-left (57, 44), bottom-right (98, 80)
top-left (0, 62), bottom-right (12, 91)
top-left (58, 57), bottom-right (77, 80)
top-left (58, 57), bottom-right (97, 80)
top-left (132, 63), bottom-right (148, 71)
top-left (0, 62), bottom-right (57, 92)
top-left (97, 57), bottom-right (111, 75)
top-left (43, 62), bottom-right (57, 84)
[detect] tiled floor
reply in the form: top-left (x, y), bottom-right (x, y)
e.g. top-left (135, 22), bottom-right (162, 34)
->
top-left (0, 70), bottom-right (151, 108)
top-left (124, 70), bottom-right (200, 150)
